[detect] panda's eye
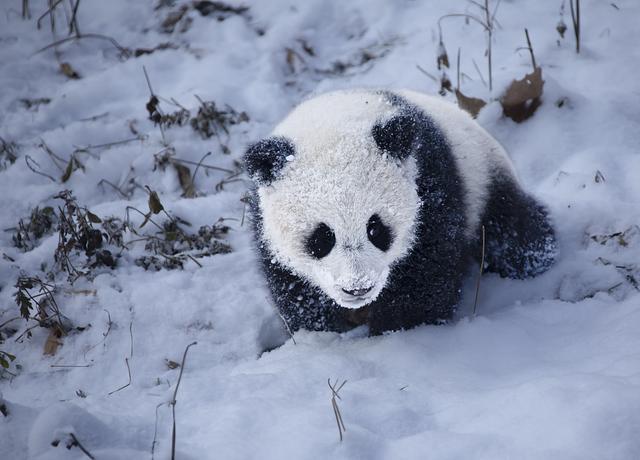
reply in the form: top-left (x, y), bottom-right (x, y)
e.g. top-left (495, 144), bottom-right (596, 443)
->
top-left (367, 214), bottom-right (392, 252)
top-left (305, 223), bottom-right (336, 259)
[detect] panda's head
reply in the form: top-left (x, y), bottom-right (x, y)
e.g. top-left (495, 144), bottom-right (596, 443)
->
top-left (245, 90), bottom-right (422, 309)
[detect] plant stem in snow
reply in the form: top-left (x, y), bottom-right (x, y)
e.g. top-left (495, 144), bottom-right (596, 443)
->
top-left (108, 357), bottom-right (131, 395)
top-left (328, 379), bottom-right (347, 442)
top-left (525, 28), bottom-right (537, 70)
top-left (171, 341), bottom-right (197, 460)
top-left (472, 225), bottom-right (486, 317)
top-left (484, 0), bottom-right (493, 91)
top-left (68, 433), bottom-right (95, 459)
top-left (570, 0), bottom-right (580, 53)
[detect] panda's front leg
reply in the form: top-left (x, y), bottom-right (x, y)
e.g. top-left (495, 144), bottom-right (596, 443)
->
top-left (264, 259), bottom-right (357, 333)
top-left (366, 249), bottom-right (465, 335)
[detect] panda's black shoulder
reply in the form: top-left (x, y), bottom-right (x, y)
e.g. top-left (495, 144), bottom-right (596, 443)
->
top-left (370, 91), bottom-right (453, 162)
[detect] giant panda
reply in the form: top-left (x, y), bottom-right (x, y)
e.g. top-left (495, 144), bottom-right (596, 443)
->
top-left (244, 89), bottom-right (556, 335)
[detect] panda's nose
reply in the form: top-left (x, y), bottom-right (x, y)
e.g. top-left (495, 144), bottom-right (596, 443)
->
top-left (342, 286), bottom-right (372, 297)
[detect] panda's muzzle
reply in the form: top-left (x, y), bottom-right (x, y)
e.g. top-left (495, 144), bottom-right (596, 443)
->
top-left (341, 286), bottom-right (372, 297)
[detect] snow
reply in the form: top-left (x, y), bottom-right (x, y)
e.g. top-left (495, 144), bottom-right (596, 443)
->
top-left (1, 0), bottom-right (640, 459)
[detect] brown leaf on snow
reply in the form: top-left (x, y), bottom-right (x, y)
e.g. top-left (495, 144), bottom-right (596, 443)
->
top-left (174, 162), bottom-right (197, 198)
top-left (455, 89), bottom-right (486, 118)
top-left (43, 327), bottom-right (64, 356)
top-left (61, 156), bottom-right (84, 183)
top-left (165, 359), bottom-right (180, 369)
top-left (148, 190), bottom-right (164, 214)
top-left (60, 62), bottom-right (81, 80)
top-left (140, 188), bottom-right (165, 228)
top-left (500, 67), bottom-right (544, 123)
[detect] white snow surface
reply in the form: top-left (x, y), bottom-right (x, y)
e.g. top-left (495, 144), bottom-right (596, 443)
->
top-left (1, 1), bottom-right (639, 459)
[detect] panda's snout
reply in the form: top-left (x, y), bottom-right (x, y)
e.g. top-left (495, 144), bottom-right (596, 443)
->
top-left (341, 286), bottom-right (372, 297)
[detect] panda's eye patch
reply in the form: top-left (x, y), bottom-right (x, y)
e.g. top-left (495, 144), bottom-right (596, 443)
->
top-left (367, 214), bottom-right (392, 252)
top-left (305, 223), bottom-right (336, 259)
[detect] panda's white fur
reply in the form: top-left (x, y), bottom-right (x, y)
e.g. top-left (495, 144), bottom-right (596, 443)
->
top-left (258, 89), bottom-right (516, 310)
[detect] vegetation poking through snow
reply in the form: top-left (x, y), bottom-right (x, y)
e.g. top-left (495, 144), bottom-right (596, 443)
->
top-left (143, 66), bottom-right (249, 156)
top-left (12, 206), bottom-right (57, 252)
top-left (159, 0), bottom-right (251, 34)
top-left (190, 96), bottom-right (250, 144)
top-left (7, 188), bottom-right (233, 356)
top-left (438, 0), bottom-right (500, 93)
top-left (0, 137), bottom-right (18, 170)
top-left (52, 191), bottom-right (116, 282)
top-left (134, 218), bottom-right (232, 271)
top-left (284, 38), bottom-right (398, 83)
top-left (0, 350), bottom-right (16, 370)
top-left (12, 275), bottom-right (73, 356)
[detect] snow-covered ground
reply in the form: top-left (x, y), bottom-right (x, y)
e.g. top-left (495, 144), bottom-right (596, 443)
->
top-left (1, 0), bottom-right (640, 458)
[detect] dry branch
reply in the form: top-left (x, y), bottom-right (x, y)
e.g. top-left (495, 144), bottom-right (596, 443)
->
top-left (328, 379), bottom-right (347, 442)
top-left (472, 225), bottom-right (485, 317)
top-left (171, 341), bottom-right (197, 460)
top-left (108, 357), bottom-right (131, 395)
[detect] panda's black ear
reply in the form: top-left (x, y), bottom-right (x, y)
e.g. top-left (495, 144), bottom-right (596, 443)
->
top-left (244, 136), bottom-right (295, 185)
top-left (372, 113), bottom-right (420, 160)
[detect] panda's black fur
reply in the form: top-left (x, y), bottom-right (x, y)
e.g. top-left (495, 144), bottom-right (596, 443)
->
top-left (246, 91), bottom-right (556, 335)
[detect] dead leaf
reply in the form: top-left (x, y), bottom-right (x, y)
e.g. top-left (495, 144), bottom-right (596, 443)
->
top-left (61, 158), bottom-right (74, 182)
top-left (43, 328), bottom-right (64, 356)
top-left (140, 189), bottom-right (164, 228)
top-left (437, 40), bottom-right (449, 70)
top-left (61, 156), bottom-right (84, 183)
top-left (148, 190), bottom-right (164, 214)
top-left (86, 211), bottom-right (102, 224)
top-left (285, 48), bottom-right (297, 73)
top-left (500, 66), bottom-right (544, 123)
top-left (556, 20), bottom-right (567, 38)
top-left (174, 163), bottom-right (197, 198)
top-left (146, 95), bottom-right (161, 124)
top-left (455, 89), bottom-right (486, 118)
top-left (165, 359), bottom-right (180, 369)
top-left (60, 62), bottom-right (81, 79)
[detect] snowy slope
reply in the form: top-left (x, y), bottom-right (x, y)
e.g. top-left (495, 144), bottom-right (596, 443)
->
top-left (1, 0), bottom-right (640, 459)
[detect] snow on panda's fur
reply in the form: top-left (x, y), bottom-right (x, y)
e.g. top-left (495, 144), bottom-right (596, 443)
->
top-left (245, 89), bottom-right (556, 335)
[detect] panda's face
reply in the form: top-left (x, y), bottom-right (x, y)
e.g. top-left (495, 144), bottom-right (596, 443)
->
top-left (246, 90), bottom-right (422, 309)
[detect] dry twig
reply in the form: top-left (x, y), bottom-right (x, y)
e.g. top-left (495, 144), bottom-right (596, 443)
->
top-left (108, 357), bottom-right (131, 395)
top-left (472, 225), bottom-right (486, 317)
top-left (569, 0), bottom-right (581, 53)
top-left (171, 341), bottom-right (197, 460)
top-left (328, 379), bottom-right (347, 442)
